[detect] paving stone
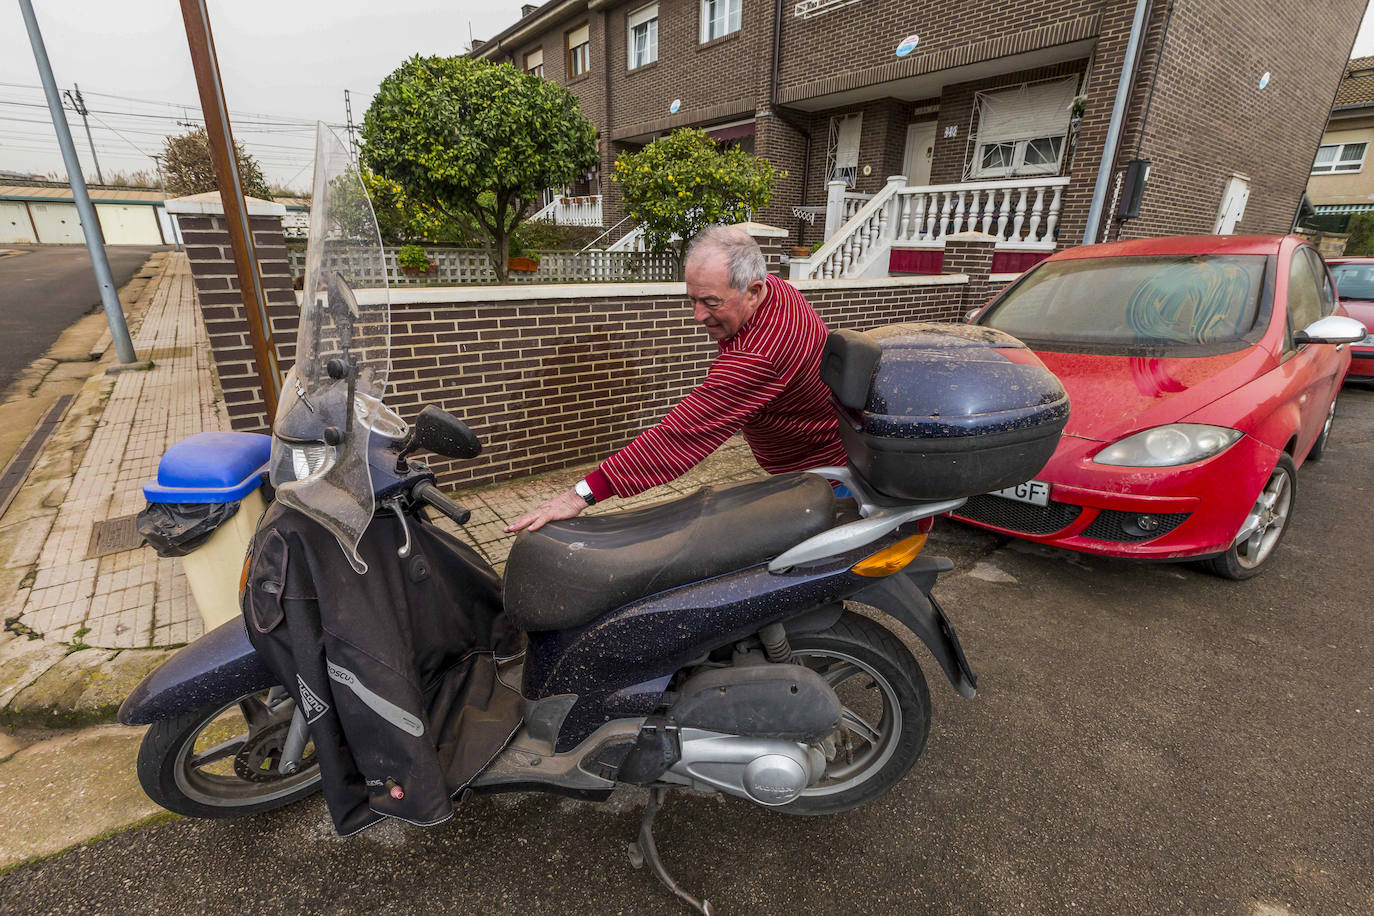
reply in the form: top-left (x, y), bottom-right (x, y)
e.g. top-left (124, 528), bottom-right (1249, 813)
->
top-left (0, 724), bottom-right (163, 871)
top-left (0, 639), bottom-right (68, 710)
top-left (5, 648), bottom-right (174, 728)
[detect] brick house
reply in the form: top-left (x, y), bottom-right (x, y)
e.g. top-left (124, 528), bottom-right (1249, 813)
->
top-left (474, 0), bottom-right (1364, 278)
top-left (1304, 56), bottom-right (1374, 233)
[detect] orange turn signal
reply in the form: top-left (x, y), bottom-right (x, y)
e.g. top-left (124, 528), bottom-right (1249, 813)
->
top-left (851, 534), bottom-right (928, 577)
top-left (239, 554), bottom-right (252, 598)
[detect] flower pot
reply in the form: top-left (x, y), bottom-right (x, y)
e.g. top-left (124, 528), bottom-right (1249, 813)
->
top-left (508, 256), bottom-right (540, 273)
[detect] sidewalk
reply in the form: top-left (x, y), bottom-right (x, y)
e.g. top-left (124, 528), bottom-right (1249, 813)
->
top-left (0, 252), bottom-right (763, 728)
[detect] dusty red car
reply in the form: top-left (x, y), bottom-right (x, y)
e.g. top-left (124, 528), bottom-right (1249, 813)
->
top-left (1325, 257), bottom-right (1374, 382)
top-left (954, 235), bottom-right (1365, 579)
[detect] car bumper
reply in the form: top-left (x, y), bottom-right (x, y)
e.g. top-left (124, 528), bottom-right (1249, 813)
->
top-left (950, 433), bottom-right (1280, 559)
top-left (1346, 346), bottom-right (1374, 382)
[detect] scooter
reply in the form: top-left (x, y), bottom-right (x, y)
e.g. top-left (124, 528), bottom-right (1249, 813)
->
top-left (120, 126), bottom-right (1055, 913)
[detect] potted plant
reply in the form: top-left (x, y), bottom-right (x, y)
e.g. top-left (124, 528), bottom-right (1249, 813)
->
top-left (397, 243), bottom-right (435, 276)
top-left (507, 236), bottom-right (541, 273)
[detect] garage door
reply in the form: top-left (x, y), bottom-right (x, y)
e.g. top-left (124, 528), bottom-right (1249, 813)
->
top-left (0, 202), bottom-right (35, 243)
top-left (94, 203), bottom-right (162, 244)
top-left (27, 202), bottom-right (85, 244)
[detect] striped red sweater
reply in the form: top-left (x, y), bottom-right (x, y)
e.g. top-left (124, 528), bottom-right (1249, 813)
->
top-left (586, 274), bottom-right (848, 500)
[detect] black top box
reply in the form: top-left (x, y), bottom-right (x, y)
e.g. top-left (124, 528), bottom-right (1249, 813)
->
top-left (820, 322), bottom-right (1070, 501)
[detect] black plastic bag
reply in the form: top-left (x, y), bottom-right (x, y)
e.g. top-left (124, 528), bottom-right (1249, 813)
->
top-left (137, 500), bottom-right (240, 558)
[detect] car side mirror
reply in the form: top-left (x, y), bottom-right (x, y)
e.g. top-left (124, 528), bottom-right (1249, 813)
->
top-left (964, 306), bottom-right (984, 324)
top-left (1295, 315), bottom-right (1367, 345)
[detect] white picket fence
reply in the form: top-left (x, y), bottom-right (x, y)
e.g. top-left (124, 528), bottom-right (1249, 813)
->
top-left (287, 245), bottom-right (676, 286)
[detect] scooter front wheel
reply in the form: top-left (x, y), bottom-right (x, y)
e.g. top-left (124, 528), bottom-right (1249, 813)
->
top-left (136, 688), bottom-right (322, 819)
top-left (779, 611), bottom-right (931, 817)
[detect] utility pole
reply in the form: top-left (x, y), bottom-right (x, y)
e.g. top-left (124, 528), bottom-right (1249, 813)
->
top-left (179, 0), bottom-right (280, 417)
top-left (61, 83), bottom-right (103, 184)
top-left (344, 89), bottom-right (358, 162)
top-left (18, 0), bottom-right (138, 365)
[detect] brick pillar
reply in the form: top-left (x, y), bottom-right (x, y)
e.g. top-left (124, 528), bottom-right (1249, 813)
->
top-left (737, 221), bottom-right (791, 277)
top-left (166, 192), bottom-right (294, 434)
top-left (942, 231), bottom-right (997, 313)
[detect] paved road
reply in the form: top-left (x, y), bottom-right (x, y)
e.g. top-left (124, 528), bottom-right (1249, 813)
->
top-left (0, 244), bottom-right (166, 390)
top-left (4, 390), bottom-right (1373, 915)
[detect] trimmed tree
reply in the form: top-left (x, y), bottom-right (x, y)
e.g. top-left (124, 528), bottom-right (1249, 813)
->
top-left (361, 55), bottom-right (598, 282)
top-left (613, 128), bottom-right (776, 276)
top-left (161, 127), bottom-right (273, 201)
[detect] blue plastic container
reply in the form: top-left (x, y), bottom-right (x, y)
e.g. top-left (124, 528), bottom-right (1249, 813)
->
top-left (143, 433), bottom-right (272, 504)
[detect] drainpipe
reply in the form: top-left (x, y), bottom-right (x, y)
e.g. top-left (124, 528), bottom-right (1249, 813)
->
top-left (1082, 0), bottom-right (1153, 245)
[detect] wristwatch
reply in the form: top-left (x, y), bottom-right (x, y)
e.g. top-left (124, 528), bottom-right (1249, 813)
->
top-left (573, 479), bottom-right (596, 506)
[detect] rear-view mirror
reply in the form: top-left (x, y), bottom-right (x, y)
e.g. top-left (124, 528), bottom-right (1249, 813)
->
top-left (1295, 315), bottom-right (1367, 346)
top-left (414, 406), bottom-right (482, 460)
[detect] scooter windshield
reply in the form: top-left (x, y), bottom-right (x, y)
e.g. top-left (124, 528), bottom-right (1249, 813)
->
top-left (270, 123), bottom-right (396, 573)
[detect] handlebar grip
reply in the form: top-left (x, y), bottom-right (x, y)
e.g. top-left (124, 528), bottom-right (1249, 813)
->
top-left (412, 481), bottom-right (471, 526)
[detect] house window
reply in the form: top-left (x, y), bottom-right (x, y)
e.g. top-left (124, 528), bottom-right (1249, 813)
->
top-left (700, 0), bottom-right (741, 42)
top-left (1311, 142), bottom-right (1367, 174)
top-left (524, 49), bottom-right (543, 78)
top-left (628, 3), bottom-right (659, 69)
top-left (825, 113), bottom-right (862, 187)
top-left (968, 77), bottom-right (1077, 180)
top-left (566, 23), bottom-right (590, 78)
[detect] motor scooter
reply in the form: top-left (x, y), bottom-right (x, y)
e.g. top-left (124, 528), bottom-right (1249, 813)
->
top-left (121, 125), bottom-right (1066, 913)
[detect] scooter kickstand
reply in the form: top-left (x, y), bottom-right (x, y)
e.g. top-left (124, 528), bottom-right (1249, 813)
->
top-left (628, 788), bottom-right (713, 915)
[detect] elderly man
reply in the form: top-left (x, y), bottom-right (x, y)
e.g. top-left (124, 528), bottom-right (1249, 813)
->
top-left (506, 225), bottom-right (847, 533)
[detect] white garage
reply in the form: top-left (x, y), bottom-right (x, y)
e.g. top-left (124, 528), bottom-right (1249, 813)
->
top-left (0, 185), bottom-right (175, 245)
top-left (94, 203), bottom-right (163, 245)
top-left (27, 201), bottom-right (85, 244)
top-left (0, 201), bottom-right (35, 243)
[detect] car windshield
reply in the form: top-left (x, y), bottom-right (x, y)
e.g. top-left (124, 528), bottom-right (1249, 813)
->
top-left (983, 254), bottom-right (1268, 353)
top-left (1330, 262), bottom-right (1374, 300)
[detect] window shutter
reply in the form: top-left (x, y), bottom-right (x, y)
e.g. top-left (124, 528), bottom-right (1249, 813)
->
top-left (978, 77), bottom-right (1078, 144)
top-left (568, 23), bottom-right (589, 47)
top-left (526, 49), bottom-right (542, 70)
top-left (627, 3), bottom-right (658, 29)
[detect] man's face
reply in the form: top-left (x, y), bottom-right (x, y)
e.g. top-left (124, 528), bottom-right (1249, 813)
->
top-left (685, 251), bottom-right (766, 341)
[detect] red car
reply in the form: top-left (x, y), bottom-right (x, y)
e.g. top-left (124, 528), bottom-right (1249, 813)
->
top-left (955, 235), bottom-right (1365, 579)
top-left (1325, 257), bottom-right (1374, 382)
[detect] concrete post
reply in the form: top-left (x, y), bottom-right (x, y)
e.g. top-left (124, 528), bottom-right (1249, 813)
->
top-left (884, 175), bottom-right (908, 240)
top-left (737, 221), bottom-right (791, 276)
top-left (824, 180), bottom-right (847, 241)
top-left (941, 231), bottom-right (998, 315)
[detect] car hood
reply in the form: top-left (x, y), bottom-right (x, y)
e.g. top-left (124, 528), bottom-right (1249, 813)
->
top-left (1034, 347), bottom-right (1270, 442)
top-left (1340, 298), bottom-right (1374, 332)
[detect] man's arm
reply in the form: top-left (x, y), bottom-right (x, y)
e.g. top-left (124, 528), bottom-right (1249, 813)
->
top-left (505, 350), bottom-right (782, 532)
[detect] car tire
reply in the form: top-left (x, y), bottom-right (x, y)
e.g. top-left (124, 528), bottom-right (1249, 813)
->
top-left (1203, 454), bottom-right (1297, 581)
top-left (1306, 398), bottom-right (1336, 462)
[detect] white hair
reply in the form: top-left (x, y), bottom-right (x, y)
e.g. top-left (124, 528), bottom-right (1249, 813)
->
top-left (685, 225), bottom-right (766, 291)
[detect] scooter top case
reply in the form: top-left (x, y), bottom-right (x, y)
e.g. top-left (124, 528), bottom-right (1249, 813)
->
top-left (820, 322), bottom-right (1070, 500)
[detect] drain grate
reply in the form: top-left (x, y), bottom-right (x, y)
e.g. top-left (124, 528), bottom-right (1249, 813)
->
top-left (86, 512), bottom-right (145, 558)
top-left (0, 394), bottom-right (75, 521)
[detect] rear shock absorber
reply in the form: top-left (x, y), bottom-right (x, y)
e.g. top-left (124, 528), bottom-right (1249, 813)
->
top-left (758, 622), bottom-right (792, 664)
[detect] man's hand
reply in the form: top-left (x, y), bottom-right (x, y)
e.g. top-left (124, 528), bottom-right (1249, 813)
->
top-left (504, 488), bottom-right (588, 533)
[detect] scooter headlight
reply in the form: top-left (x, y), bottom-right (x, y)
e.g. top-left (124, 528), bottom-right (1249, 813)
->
top-left (1093, 423), bottom-right (1241, 467)
top-left (272, 440), bottom-right (337, 484)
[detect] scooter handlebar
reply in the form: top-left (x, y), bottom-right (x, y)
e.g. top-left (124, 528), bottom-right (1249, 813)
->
top-left (412, 480), bottom-right (471, 527)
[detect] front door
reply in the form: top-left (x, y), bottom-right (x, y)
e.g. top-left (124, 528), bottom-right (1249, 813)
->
top-left (903, 122), bottom-right (937, 186)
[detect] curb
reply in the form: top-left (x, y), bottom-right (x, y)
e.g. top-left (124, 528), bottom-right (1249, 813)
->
top-left (0, 642), bottom-right (176, 729)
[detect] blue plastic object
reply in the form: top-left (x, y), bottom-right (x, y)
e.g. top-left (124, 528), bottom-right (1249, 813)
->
top-left (143, 432), bottom-right (272, 503)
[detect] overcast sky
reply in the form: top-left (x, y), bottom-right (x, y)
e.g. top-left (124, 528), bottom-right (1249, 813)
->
top-left (3, 0), bottom-right (1374, 191)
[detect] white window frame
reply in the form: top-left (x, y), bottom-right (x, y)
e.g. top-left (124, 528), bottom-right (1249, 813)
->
top-left (700, 0), bottom-right (741, 43)
top-left (964, 77), bottom-right (1077, 181)
top-left (1311, 141), bottom-right (1368, 174)
top-left (525, 48), bottom-right (543, 78)
top-left (973, 135), bottom-right (1065, 179)
top-left (566, 23), bottom-right (590, 78)
top-left (628, 3), bottom-right (659, 69)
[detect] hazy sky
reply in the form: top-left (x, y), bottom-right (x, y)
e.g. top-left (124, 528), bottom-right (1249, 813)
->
top-left (3, 0), bottom-right (1374, 191)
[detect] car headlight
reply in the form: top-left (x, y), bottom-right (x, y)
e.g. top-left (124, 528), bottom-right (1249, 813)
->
top-left (1093, 424), bottom-right (1242, 467)
top-left (272, 440), bottom-right (337, 484)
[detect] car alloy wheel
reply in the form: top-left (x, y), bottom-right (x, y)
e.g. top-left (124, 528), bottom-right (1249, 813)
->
top-left (1204, 455), bottom-right (1297, 580)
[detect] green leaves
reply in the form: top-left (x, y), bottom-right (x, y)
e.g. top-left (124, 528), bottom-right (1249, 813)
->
top-left (613, 129), bottom-right (774, 263)
top-left (361, 56), bottom-right (598, 279)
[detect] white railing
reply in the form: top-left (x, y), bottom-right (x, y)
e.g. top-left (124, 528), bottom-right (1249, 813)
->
top-left (530, 194), bottom-right (603, 226)
top-left (841, 191), bottom-right (874, 223)
top-left (798, 175), bottom-right (1069, 280)
top-left (606, 225), bottom-right (648, 252)
top-left (286, 245), bottom-right (675, 285)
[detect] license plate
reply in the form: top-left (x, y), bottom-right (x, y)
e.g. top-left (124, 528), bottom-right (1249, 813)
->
top-left (989, 480), bottom-right (1051, 507)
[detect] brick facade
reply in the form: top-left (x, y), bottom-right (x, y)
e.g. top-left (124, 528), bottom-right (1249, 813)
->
top-left (478, 0), bottom-right (1363, 252)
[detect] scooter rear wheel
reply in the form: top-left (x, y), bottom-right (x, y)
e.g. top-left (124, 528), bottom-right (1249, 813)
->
top-left (136, 688), bottom-right (322, 819)
top-left (779, 611), bottom-right (931, 816)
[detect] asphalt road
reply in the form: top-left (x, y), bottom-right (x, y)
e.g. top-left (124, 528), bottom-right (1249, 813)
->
top-left (4, 389), bottom-right (1373, 915)
top-left (0, 244), bottom-right (165, 390)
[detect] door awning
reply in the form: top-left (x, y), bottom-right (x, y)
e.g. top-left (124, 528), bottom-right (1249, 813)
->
top-left (1314, 203), bottom-right (1374, 214)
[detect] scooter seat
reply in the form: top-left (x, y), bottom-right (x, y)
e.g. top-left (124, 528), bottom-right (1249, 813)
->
top-left (504, 473), bottom-right (835, 632)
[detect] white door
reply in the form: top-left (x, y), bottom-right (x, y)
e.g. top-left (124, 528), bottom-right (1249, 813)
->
top-left (0, 202), bottom-right (35, 243)
top-left (1214, 175), bottom-right (1250, 234)
top-left (903, 122), bottom-right (937, 186)
top-left (28, 202), bottom-right (85, 244)
top-left (94, 203), bottom-right (162, 244)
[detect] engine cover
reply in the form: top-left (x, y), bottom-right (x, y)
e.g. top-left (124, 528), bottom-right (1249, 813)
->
top-left (666, 663), bottom-right (841, 741)
top-left (664, 728), bottom-right (818, 806)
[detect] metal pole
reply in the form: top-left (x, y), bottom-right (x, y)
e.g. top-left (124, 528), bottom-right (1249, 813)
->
top-left (179, 0), bottom-right (280, 417)
top-left (1081, 0), bottom-right (1151, 245)
top-left (63, 83), bottom-right (103, 184)
top-left (19, 0), bottom-right (137, 365)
